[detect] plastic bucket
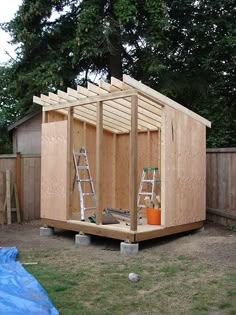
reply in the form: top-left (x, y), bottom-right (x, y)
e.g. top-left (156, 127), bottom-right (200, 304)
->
top-left (146, 207), bottom-right (161, 225)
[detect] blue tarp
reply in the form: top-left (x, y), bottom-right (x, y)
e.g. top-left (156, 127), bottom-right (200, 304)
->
top-left (0, 247), bottom-right (59, 315)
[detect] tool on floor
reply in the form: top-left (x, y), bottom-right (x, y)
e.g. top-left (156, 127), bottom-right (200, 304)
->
top-left (73, 147), bottom-right (96, 221)
top-left (137, 167), bottom-right (160, 209)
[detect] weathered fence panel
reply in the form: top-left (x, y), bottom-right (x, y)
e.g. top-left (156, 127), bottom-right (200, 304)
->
top-left (206, 148), bottom-right (236, 225)
top-left (1, 149), bottom-right (235, 225)
top-left (0, 154), bottom-right (41, 222)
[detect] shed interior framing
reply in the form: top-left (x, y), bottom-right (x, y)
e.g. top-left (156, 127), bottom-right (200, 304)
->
top-left (34, 75), bottom-right (211, 242)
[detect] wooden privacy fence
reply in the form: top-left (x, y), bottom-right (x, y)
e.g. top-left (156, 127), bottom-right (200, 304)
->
top-left (0, 149), bottom-right (235, 224)
top-left (206, 148), bottom-right (236, 224)
top-left (0, 154), bottom-right (41, 222)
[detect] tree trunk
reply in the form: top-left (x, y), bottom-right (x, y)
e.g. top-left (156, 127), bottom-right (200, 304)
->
top-left (107, 3), bottom-right (123, 80)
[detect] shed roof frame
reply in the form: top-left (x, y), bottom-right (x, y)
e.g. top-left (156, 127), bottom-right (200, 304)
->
top-left (33, 75), bottom-right (211, 133)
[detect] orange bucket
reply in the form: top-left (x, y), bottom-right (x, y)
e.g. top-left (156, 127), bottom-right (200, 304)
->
top-left (146, 207), bottom-right (161, 225)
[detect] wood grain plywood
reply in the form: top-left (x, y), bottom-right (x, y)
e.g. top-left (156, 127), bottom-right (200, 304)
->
top-left (116, 131), bottom-right (160, 210)
top-left (163, 106), bottom-right (206, 227)
top-left (41, 121), bottom-right (67, 221)
top-left (102, 131), bottom-right (113, 209)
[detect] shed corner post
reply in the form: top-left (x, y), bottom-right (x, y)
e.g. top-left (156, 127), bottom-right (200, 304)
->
top-left (160, 107), bottom-right (166, 226)
top-left (42, 108), bottom-right (48, 123)
top-left (67, 107), bottom-right (74, 220)
top-left (96, 101), bottom-right (103, 225)
top-left (129, 94), bottom-right (138, 232)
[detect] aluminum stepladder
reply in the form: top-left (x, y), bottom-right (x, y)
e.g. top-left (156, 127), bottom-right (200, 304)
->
top-left (73, 147), bottom-right (96, 221)
top-left (137, 167), bottom-right (160, 208)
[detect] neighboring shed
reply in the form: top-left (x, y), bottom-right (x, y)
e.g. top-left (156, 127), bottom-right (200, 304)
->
top-left (8, 111), bottom-right (42, 155)
top-left (33, 75), bottom-right (211, 244)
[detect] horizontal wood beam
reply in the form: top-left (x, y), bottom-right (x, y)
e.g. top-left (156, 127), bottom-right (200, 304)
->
top-left (123, 75), bottom-right (211, 128)
top-left (41, 89), bottom-right (138, 111)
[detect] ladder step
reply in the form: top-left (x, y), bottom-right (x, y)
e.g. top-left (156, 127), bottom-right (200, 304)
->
top-left (82, 193), bottom-right (95, 196)
top-left (138, 192), bottom-right (153, 196)
top-left (77, 166), bottom-right (89, 170)
top-left (74, 153), bottom-right (87, 157)
top-left (141, 179), bottom-right (161, 183)
top-left (84, 207), bottom-right (96, 210)
top-left (141, 180), bottom-right (155, 183)
top-left (78, 179), bottom-right (93, 182)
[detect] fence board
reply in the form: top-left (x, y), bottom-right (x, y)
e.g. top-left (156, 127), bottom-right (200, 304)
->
top-left (0, 149), bottom-right (235, 223)
top-left (0, 154), bottom-right (41, 222)
top-left (206, 148), bottom-right (236, 214)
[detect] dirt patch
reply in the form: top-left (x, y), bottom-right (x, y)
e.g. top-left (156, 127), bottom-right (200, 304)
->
top-left (0, 220), bottom-right (235, 271)
top-left (1, 221), bottom-right (235, 315)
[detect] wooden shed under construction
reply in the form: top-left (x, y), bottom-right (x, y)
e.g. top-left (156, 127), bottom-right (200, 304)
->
top-left (33, 75), bottom-right (211, 243)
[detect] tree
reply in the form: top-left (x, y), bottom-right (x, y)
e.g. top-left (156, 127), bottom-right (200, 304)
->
top-left (156, 0), bottom-right (236, 147)
top-left (1, 0), bottom-right (235, 149)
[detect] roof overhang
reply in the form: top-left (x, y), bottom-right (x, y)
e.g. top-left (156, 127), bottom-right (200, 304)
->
top-left (33, 75), bottom-right (211, 133)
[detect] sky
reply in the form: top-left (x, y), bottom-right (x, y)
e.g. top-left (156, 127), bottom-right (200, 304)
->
top-left (0, 0), bottom-right (22, 64)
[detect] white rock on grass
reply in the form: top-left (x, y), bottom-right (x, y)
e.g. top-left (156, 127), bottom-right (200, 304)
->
top-left (128, 273), bottom-right (140, 282)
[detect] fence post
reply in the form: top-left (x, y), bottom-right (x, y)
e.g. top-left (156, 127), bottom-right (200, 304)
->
top-left (16, 152), bottom-right (21, 211)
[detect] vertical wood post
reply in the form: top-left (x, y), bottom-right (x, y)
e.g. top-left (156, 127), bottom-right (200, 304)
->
top-left (129, 95), bottom-right (138, 231)
top-left (160, 109), bottom-right (165, 226)
top-left (67, 107), bottom-right (74, 219)
top-left (16, 152), bottom-right (21, 210)
top-left (83, 122), bottom-right (87, 147)
top-left (42, 110), bottom-right (48, 123)
top-left (96, 101), bottom-right (103, 225)
top-left (112, 133), bottom-right (116, 208)
top-left (6, 170), bottom-right (11, 224)
top-left (147, 130), bottom-right (151, 167)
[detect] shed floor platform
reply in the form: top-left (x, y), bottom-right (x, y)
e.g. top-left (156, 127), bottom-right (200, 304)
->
top-left (41, 217), bottom-right (203, 243)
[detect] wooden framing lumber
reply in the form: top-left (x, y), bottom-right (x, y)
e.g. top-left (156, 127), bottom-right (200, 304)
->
top-left (129, 95), bottom-right (138, 231)
top-left (6, 170), bottom-right (11, 224)
top-left (40, 218), bottom-right (203, 243)
top-left (14, 183), bottom-right (21, 223)
top-left (42, 218), bottom-right (136, 242)
top-left (134, 221), bottom-right (203, 242)
top-left (67, 108), bottom-right (74, 219)
top-left (123, 75), bottom-right (211, 128)
top-left (16, 152), bottom-right (21, 209)
top-left (42, 89), bottom-right (138, 112)
top-left (160, 109), bottom-right (165, 226)
top-left (112, 134), bottom-right (116, 208)
top-left (88, 82), bottom-right (161, 128)
top-left (96, 101), bottom-right (103, 225)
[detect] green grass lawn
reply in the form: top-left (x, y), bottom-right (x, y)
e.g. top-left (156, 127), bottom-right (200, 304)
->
top-left (18, 249), bottom-right (236, 315)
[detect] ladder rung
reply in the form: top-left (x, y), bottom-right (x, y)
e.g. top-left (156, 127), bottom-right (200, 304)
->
top-left (78, 179), bottom-right (93, 182)
top-left (141, 180), bottom-right (155, 183)
top-left (77, 166), bottom-right (89, 170)
top-left (84, 207), bottom-right (96, 210)
top-left (143, 167), bottom-right (158, 171)
top-left (82, 193), bottom-right (95, 196)
top-left (138, 192), bottom-right (153, 195)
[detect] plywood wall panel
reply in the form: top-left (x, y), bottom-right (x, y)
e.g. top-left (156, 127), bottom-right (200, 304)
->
top-left (116, 131), bottom-right (160, 210)
top-left (163, 106), bottom-right (206, 227)
top-left (41, 121), bottom-right (67, 221)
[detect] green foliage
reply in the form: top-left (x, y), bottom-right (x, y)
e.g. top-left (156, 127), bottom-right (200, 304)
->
top-left (227, 224), bottom-right (236, 233)
top-left (0, 0), bottom-right (235, 149)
